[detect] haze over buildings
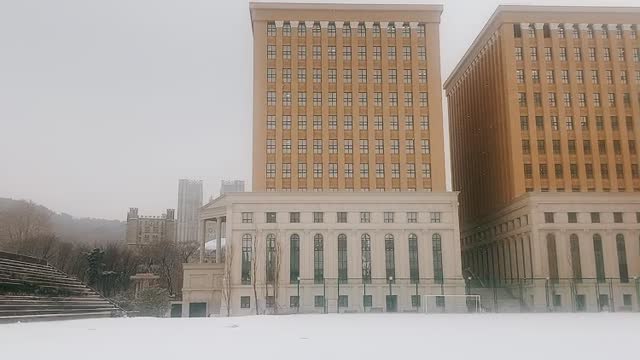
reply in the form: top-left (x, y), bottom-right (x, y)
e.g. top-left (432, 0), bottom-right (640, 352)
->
top-left (176, 179), bottom-right (203, 243)
top-left (5, 0), bottom-right (640, 220)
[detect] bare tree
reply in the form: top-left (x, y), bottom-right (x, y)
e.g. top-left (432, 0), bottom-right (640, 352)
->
top-left (178, 241), bottom-right (200, 264)
top-left (251, 234), bottom-right (261, 315)
top-left (221, 239), bottom-right (234, 317)
top-left (271, 237), bottom-right (283, 314)
top-left (0, 200), bottom-right (51, 246)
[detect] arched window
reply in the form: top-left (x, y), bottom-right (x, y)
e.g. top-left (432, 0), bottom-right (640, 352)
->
top-left (338, 234), bottom-right (348, 283)
top-left (289, 234), bottom-right (300, 283)
top-left (241, 234), bottom-right (252, 284)
top-left (569, 234), bottom-right (582, 281)
top-left (408, 234), bottom-right (419, 283)
top-left (384, 234), bottom-right (395, 281)
top-left (546, 233), bottom-right (559, 282)
top-left (361, 234), bottom-right (371, 283)
top-left (432, 233), bottom-right (443, 283)
top-left (616, 234), bottom-right (629, 283)
top-left (265, 234), bottom-right (276, 283)
top-left (593, 234), bottom-right (606, 282)
top-left (313, 234), bottom-right (324, 284)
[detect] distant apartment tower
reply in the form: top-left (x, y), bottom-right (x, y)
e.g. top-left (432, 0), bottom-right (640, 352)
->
top-left (220, 180), bottom-right (245, 194)
top-left (251, 2), bottom-right (447, 192)
top-left (126, 208), bottom-right (176, 246)
top-left (176, 179), bottom-right (203, 243)
top-left (445, 6), bottom-right (640, 309)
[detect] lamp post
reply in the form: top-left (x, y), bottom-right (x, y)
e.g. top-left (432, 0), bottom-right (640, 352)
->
top-left (297, 276), bottom-right (301, 313)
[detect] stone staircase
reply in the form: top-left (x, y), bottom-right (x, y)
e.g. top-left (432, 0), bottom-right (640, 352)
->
top-left (0, 251), bottom-right (124, 323)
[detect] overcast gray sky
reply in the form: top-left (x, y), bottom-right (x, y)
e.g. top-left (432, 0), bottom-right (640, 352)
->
top-left (1, 0), bottom-right (637, 220)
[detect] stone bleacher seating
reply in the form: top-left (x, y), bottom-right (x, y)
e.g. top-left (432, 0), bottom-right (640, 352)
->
top-left (0, 251), bottom-right (124, 322)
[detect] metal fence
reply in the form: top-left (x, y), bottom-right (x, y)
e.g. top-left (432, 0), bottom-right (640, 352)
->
top-left (466, 277), bottom-right (640, 313)
top-left (254, 276), bottom-right (640, 314)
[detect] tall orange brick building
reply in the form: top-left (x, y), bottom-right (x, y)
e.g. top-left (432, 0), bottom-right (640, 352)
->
top-left (445, 6), bottom-right (640, 309)
top-left (251, 3), bottom-right (446, 192)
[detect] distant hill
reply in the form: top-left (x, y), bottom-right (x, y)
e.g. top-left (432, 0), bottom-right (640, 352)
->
top-left (0, 198), bottom-right (125, 246)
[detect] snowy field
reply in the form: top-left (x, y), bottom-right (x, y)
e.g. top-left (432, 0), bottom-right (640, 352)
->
top-left (2, 314), bottom-right (639, 360)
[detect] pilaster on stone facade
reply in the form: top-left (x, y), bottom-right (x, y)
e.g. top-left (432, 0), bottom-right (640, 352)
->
top-left (577, 23), bottom-right (589, 31)
top-left (350, 21), bottom-right (359, 28)
top-left (409, 21), bottom-right (419, 29)
top-left (335, 21), bottom-right (343, 29)
top-left (305, 21), bottom-right (314, 27)
top-left (519, 22), bottom-right (530, 30)
top-left (290, 20), bottom-right (299, 28)
top-left (365, 21), bottom-right (374, 29)
top-left (320, 21), bottom-right (329, 28)
top-left (549, 23), bottom-right (559, 30)
top-left (534, 23), bottom-right (544, 30)
top-left (275, 20), bottom-right (283, 28)
top-left (380, 21), bottom-right (388, 28)
top-left (621, 24), bottom-right (632, 31)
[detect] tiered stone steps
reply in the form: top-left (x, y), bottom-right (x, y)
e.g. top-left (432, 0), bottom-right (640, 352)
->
top-left (0, 251), bottom-right (124, 322)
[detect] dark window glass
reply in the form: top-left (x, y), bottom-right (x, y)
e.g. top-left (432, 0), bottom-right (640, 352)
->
top-left (290, 234), bottom-right (300, 283)
top-left (314, 234), bottom-right (324, 284)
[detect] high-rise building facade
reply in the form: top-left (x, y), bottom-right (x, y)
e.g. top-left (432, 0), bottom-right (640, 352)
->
top-left (446, 6), bottom-right (640, 224)
top-left (445, 6), bottom-right (640, 310)
top-left (251, 2), bottom-right (446, 192)
top-left (178, 3), bottom-right (467, 317)
top-left (176, 179), bottom-right (203, 243)
top-left (220, 180), bottom-right (246, 194)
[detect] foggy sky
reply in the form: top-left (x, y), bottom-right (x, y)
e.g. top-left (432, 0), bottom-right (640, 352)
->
top-left (1, 0), bottom-right (637, 220)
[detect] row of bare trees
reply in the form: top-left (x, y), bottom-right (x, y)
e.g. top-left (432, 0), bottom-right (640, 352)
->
top-left (0, 199), bottom-right (199, 300)
top-left (219, 233), bottom-right (287, 316)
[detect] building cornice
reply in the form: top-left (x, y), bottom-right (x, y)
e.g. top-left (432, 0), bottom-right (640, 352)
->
top-left (249, 2), bottom-right (443, 24)
top-left (443, 5), bottom-right (640, 91)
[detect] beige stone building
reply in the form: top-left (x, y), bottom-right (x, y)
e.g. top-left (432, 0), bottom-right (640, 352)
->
top-left (445, 6), bottom-right (640, 311)
top-left (251, 2), bottom-right (446, 193)
top-left (179, 2), bottom-right (465, 317)
top-left (182, 192), bottom-right (464, 316)
top-left (125, 208), bottom-right (176, 246)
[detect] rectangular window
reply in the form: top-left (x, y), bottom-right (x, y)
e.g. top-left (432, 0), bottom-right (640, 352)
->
top-left (338, 236), bottom-right (348, 283)
top-left (313, 212), bottom-right (324, 223)
top-left (298, 163), bottom-right (306, 178)
top-left (344, 163), bottom-right (353, 178)
top-left (407, 212), bottom-right (418, 223)
top-left (267, 45), bottom-right (276, 59)
top-left (432, 235), bottom-right (443, 283)
top-left (409, 234), bottom-right (419, 283)
top-left (385, 235), bottom-right (395, 281)
top-left (614, 212), bottom-right (623, 223)
top-left (240, 296), bottom-right (251, 309)
top-left (313, 163), bottom-right (322, 178)
top-left (289, 212), bottom-right (300, 223)
top-left (266, 212), bottom-right (277, 223)
top-left (289, 296), bottom-right (299, 308)
top-left (360, 212), bottom-right (370, 223)
top-left (384, 212), bottom-right (394, 223)
top-left (544, 212), bottom-right (555, 223)
top-left (314, 295), bottom-right (325, 308)
top-left (430, 212), bottom-right (441, 223)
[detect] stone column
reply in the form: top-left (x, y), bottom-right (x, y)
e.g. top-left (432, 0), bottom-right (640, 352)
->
top-left (216, 217), bottom-right (223, 263)
top-left (199, 219), bottom-right (207, 263)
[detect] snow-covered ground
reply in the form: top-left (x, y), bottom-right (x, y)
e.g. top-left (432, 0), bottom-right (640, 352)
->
top-left (2, 314), bottom-right (639, 360)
